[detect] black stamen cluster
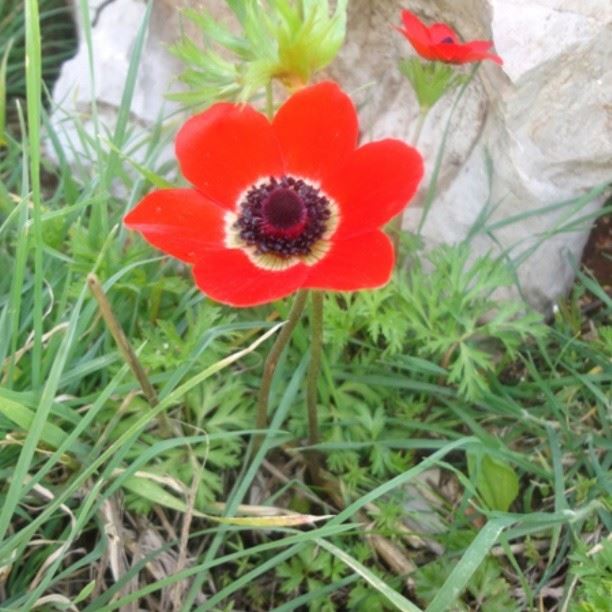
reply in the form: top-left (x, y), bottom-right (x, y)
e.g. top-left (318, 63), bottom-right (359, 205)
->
top-left (235, 176), bottom-right (331, 258)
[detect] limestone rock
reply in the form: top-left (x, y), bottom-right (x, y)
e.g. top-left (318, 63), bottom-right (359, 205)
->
top-left (48, 0), bottom-right (612, 312)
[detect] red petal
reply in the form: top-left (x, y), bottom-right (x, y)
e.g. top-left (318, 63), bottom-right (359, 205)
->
top-left (272, 81), bottom-right (358, 181)
top-left (482, 52), bottom-right (503, 65)
top-left (323, 140), bottom-right (423, 239)
top-left (464, 41), bottom-right (503, 64)
top-left (430, 42), bottom-right (470, 63)
top-left (175, 103), bottom-right (283, 210)
top-left (429, 23), bottom-right (458, 44)
top-left (192, 250), bottom-right (308, 307)
top-left (305, 232), bottom-right (394, 291)
top-left (431, 40), bottom-right (502, 65)
top-left (124, 189), bottom-right (225, 262)
top-left (400, 10), bottom-right (432, 45)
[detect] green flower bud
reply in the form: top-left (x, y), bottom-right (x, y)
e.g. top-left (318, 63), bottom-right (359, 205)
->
top-left (170, 0), bottom-right (348, 108)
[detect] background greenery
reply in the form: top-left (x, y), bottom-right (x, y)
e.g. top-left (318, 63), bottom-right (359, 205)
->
top-left (0, 1), bottom-right (610, 610)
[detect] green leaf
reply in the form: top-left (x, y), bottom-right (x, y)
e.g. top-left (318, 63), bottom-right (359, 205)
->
top-left (73, 580), bottom-right (96, 605)
top-left (470, 453), bottom-right (520, 512)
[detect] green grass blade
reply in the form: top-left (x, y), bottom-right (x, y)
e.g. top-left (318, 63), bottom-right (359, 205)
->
top-left (328, 437), bottom-right (477, 527)
top-left (426, 517), bottom-right (516, 612)
top-left (317, 539), bottom-right (423, 612)
top-left (0, 286), bottom-right (88, 546)
top-left (181, 354), bottom-right (310, 609)
top-left (0, 38), bottom-right (14, 146)
top-left (270, 575), bottom-right (360, 612)
top-left (101, 0), bottom-right (153, 194)
top-left (24, 0), bottom-right (43, 388)
top-left (0, 323), bottom-right (283, 561)
top-left (417, 64), bottom-right (479, 234)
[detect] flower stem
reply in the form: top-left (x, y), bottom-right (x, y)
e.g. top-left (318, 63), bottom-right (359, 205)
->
top-left (412, 107), bottom-right (428, 144)
top-left (265, 82), bottom-right (274, 121)
top-left (305, 291), bottom-right (324, 481)
top-left (255, 290), bottom-right (308, 443)
top-left (417, 62), bottom-right (480, 235)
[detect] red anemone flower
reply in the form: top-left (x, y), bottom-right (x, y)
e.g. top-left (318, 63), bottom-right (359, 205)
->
top-left (124, 81), bottom-right (423, 307)
top-left (399, 9), bottom-right (502, 65)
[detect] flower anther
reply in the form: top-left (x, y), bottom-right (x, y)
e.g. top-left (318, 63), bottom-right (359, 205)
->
top-left (226, 175), bottom-right (339, 271)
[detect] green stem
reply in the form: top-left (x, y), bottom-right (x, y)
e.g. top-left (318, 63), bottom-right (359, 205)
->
top-left (265, 82), bottom-right (274, 121)
top-left (305, 291), bottom-right (324, 481)
top-left (255, 290), bottom-right (308, 441)
top-left (412, 107), bottom-right (428, 144)
top-left (417, 63), bottom-right (480, 235)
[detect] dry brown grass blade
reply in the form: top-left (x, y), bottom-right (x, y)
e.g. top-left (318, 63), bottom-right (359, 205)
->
top-left (167, 457), bottom-right (200, 612)
top-left (32, 594), bottom-right (79, 611)
top-left (28, 482), bottom-right (76, 591)
top-left (367, 531), bottom-right (417, 586)
top-left (87, 273), bottom-right (157, 406)
top-left (98, 495), bottom-right (138, 612)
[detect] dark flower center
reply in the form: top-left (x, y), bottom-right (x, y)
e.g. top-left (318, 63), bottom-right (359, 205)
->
top-left (235, 176), bottom-right (332, 258)
top-left (440, 36), bottom-right (454, 44)
top-left (262, 188), bottom-right (305, 231)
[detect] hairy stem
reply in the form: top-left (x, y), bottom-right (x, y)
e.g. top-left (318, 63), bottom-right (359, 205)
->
top-left (255, 290), bottom-right (308, 442)
top-left (412, 107), bottom-right (428, 144)
top-left (265, 82), bottom-right (274, 121)
top-left (417, 62), bottom-right (480, 235)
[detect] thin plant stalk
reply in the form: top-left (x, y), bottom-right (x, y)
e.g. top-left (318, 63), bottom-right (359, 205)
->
top-left (305, 291), bottom-right (324, 481)
top-left (411, 107), bottom-right (427, 144)
top-left (417, 62), bottom-right (480, 234)
top-left (255, 290), bottom-right (308, 439)
top-left (87, 273), bottom-right (173, 436)
top-left (265, 82), bottom-right (274, 120)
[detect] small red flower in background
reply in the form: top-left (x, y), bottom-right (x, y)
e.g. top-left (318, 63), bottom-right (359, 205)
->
top-left (399, 9), bottom-right (502, 65)
top-left (125, 82), bottom-right (423, 307)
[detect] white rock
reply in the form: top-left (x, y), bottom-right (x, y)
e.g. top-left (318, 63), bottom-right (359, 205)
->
top-left (48, 0), bottom-right (612, 312)
top-left (47, 0), bottom-right (184, 183)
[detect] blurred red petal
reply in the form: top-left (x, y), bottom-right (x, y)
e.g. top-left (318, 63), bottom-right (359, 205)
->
top-left (272, 81), bottom-right (358, 181)
top-left (324, 139), bottom-right (423, 239)
top-left (464, 41), bottom-right (503, 64)
top-left (429, 23), bottom-right (458, 44)
top-left (124, 189), bottom-right (225, 262)
top-left (305, 232), bottom-right (394, 290)
top-left (176, 103), bottom-right (283, 210)
top-left (401, 10), bottom-right (431, 44)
